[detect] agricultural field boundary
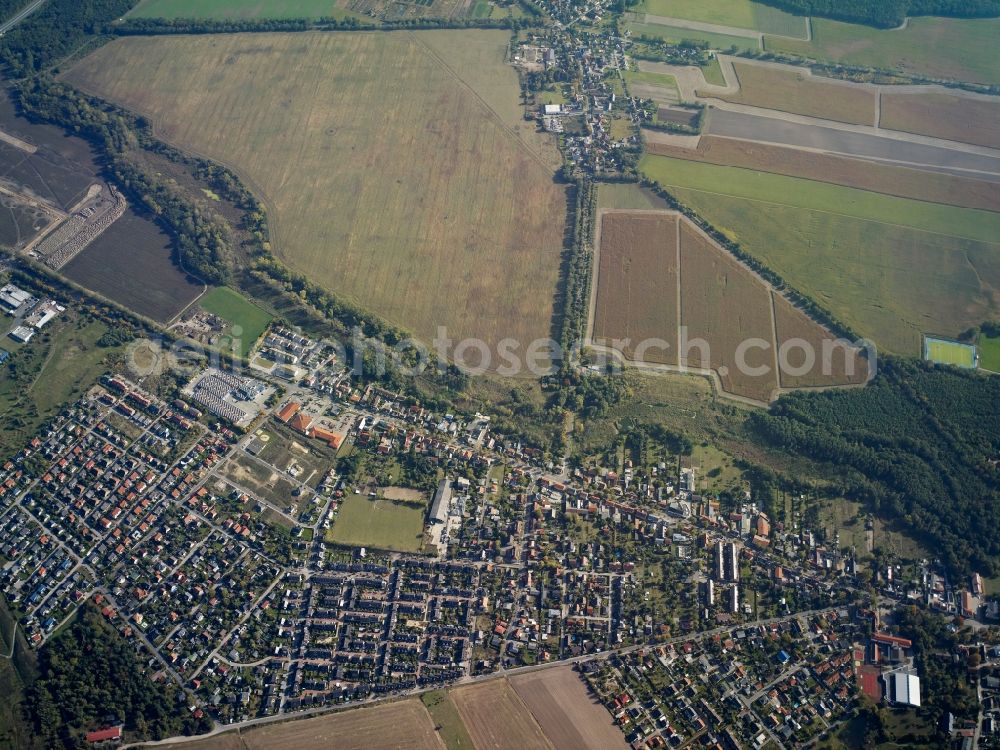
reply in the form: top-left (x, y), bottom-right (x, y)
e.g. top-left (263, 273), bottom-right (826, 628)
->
top-left (585, 208), bottom-right (872, 406)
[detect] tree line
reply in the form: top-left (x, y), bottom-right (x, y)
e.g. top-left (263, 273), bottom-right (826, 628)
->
top-left (115, 15), bottom-right (540, 36)
top-left (755, 0), bottom-right (1000, 29)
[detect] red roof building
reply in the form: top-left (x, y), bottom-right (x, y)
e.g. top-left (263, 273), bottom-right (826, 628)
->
top-left (85, 726), bottom-right (122, 744)
top-left (276, 401), bottom-right (301, 423)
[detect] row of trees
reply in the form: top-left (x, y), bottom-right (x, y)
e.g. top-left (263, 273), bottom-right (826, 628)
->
top-left (756, 0), bottom-right (1000, 29)
top-left (0, 0), bottom-right (137, 77)
top-left (750, 359), bottom-right (1000, 578)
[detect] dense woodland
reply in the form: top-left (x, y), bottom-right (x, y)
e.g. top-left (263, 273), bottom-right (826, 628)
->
top-left (750, 360), bottom-right (1000, 577)
top-left (0, 0), bottom-right (137, 77)
top-left (756, 0), bottom-right (1000, 28)
top-left (25, 608), bottom-right (211, 748)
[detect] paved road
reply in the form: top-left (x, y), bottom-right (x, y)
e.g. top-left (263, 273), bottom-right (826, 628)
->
top-left (0, 0), bottom-right (45, 35)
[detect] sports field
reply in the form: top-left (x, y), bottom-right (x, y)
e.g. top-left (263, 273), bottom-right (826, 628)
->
top-left (640, 155), bottom-right (1000, 354)
top-left (923, 336), bottom-right (977, 368)
top-left (765, 16), bottom-right (1000, 86)
top-left (65, 32), bottom-right (567, 354)
top-left (129, 0), bottom-right (362, 19)
top-left (707, 62), bottom-right (876, 126)
top-left (326, 491), bottom-right (427, 552)
top-left (197, 286), bottom-right (272, 358)
top-left (632, 0), bottom-right (805, 36)
top-left (979, 335), bottom-right (1000, 372)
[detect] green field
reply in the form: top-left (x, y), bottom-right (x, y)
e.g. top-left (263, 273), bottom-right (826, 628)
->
top-left (923, 336), bottom-right (977, 368)
top-left (978, 335), bottom-right (1000, 372)
top-left (765, 16), bottom-right (1000, 86)
top-left (628, 20), bottom-right (760, 51)
top-left (326, 492), bottom-right (427, 552)
top-left (66, 32), bottom-right (567, 352)
top-left (632, 0), bottom-right (806, 36)
top-left (702, 56), bottom-right (726, 85)
top-left (640, 155), bottom-right (1000, 354)
top-left (622, 69), bottom-right (680, 101)
top-left (129, 0), bottom-right (363, 19)
top-left (0, 315), bottom-right (118, 460)
top-left (197, 286), bottom-right (272, 358)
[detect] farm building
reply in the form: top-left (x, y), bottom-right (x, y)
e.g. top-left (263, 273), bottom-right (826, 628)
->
top-left (0, 284), bottom-right (33, 313)
top-left (9, 326), bottom-right (34, 344)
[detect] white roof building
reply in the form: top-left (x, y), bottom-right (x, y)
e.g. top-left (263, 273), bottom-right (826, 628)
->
top-left (543, 103), bottom-right (561, 115)
top-left (890, 672), bottom-right (921, 707)
top-left (9, 326), bottom-right (34, 343)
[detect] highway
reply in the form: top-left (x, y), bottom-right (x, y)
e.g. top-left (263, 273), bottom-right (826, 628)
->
top-left (0, 0), bottom-right (45, 35)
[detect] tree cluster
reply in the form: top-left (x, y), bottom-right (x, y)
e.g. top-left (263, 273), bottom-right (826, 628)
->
top-left (25, 607), bottom-right (211, 749)
top-left (0, 0), bottom-right (137, 77)
top-left (755, 0), bottom-right (1000, 29)
top-left (750, 359), bottom-right (1000, 578)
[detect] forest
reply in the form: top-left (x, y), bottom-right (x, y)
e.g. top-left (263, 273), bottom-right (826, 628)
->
top-left (0, 0), bottom-right (137, 76)
top-left (750, 359), bottom-right (1000, 577)
top-left (25, 607), bottom-right (211, 749)
top-left (756, 0), bottom-right (1000, 28)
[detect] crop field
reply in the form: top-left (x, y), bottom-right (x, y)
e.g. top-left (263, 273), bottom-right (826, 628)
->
top-left (765, 16), bottom-right (1000, 86)
top-left (678, 221), bottom-right (777, 402)
top-left (451, 679), bottom-right (554, 750)
top-left (174, 699), bottom-right (446, 750)
top-left (641, 155), bottom-right (1000, 354)
top-left (632, 0), bottom-right (805, 36)
top-left (62, 209), bottom-right (205, 324)
top-left (129, 0), bottom-right (360, 18)
top-left (592, 210), bottom-right (865, 401)
top-left (706, 62), bottom-right (876, 125)
top-left (627, 20), bottom-right (759, 51)
top-left (197, 286), bottom-right (272, 357)
top-left (592, 211), bottom-right (679, 365)
top-left (644, 136), bottom-right (1000, 213)
top-left (880, 91), bottom-right (1000, 150)
top-left (326, 491), bottom-right (426, 552)
top-left (65, 32), bottom-right (567, 355)
top-left (622, 69), bottom-right (680, 104)
top-left (923, 336), bottom-right (977, 368)
top-left (772, 294), bottom-right (868, 389)
top-left (979, 335), bottom-right (1000, 372)
top-left (511, 667), bottom-right (629, 750)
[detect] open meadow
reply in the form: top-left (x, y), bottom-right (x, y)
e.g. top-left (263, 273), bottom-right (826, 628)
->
top-left (640, 154), bottom-right (1000, 354)
top-left (65, 31), bottom-right (567, 355)
top-left (704, 61), bottom-right (876, 125)
top-left (627, 20), bottom-right (759, 52)
top-left (129, 0), bottom-right (361, 18)
top-left (631, 0), bottom-right (805, 36)
top-left (326, 491), bottom-right (426, 552)
top-left (765, 16), bottom-right (1000, 86)
top-left (979, 335), bottom-right (1000, 372)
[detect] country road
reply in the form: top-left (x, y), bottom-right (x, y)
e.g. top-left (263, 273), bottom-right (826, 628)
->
top-left (0, 0), bottom-right (45, 35)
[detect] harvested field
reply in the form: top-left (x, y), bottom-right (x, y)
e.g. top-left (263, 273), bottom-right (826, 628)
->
top-left (656, 106), bottom-right (699, 127)
top-left (65, 32), bottom-right (566, 355)
top-left (702, 61), bottom-right (876, 126)
top-left (643, 157), bottom-right (1000, 354)
top-left (592, 211), bottom-right (679, 365)
top-left (623, 69), bottom-right (680, 104)
top-left (451, 678), bottom-right (553, 750)
top-left (678, 221), bottom-right (777, 402)
top-left (880, 91), bottom-right (1000, 150)
top-left (705, 108), bottom-right (1000, 182)
top-left (511, 666), bottom-right (629, 750)
top-left (765, 16), bottom-right (1000, 86)
top-left (166, 699), bottom-right (446, 750)
top-left (645, 136), bottom-right (1000, 212)
top-left (62, 209), bottom-right (204, 324)
top-left (772, 293), bottom-right (868, 389)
